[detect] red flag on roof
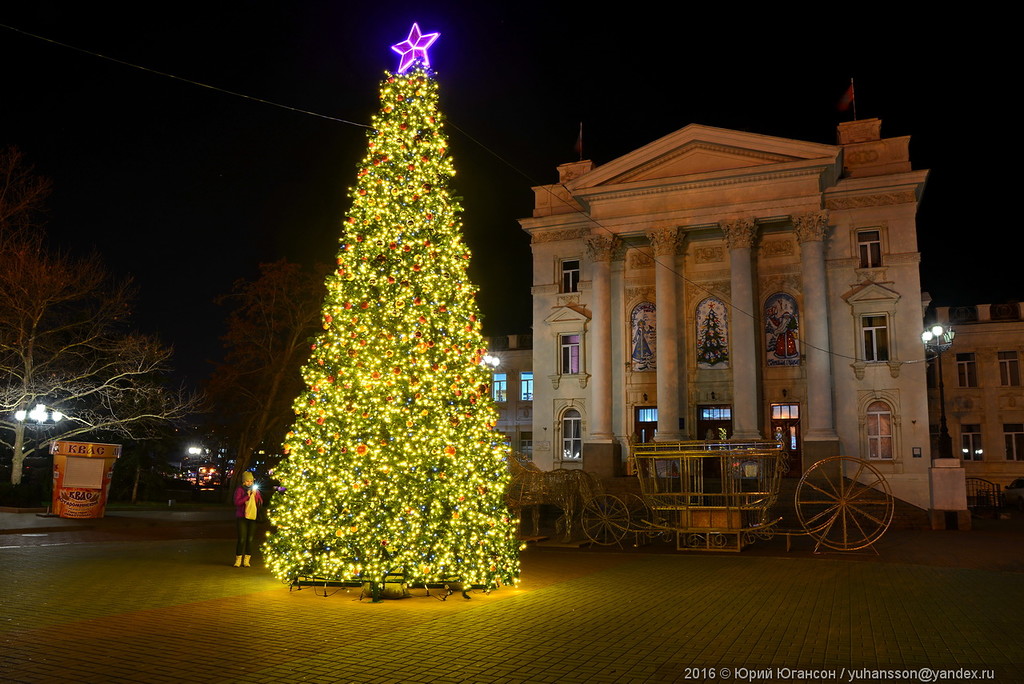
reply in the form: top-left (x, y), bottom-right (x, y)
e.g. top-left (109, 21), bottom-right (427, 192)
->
top-left (837, 80), bottom-right (855, 112)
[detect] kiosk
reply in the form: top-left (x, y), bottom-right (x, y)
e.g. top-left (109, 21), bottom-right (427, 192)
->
top-left (50, 441), bottom-right (122, 519)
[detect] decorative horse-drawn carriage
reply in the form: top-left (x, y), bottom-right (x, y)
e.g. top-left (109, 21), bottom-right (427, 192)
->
top-left (507, 440), bottom-right (894, 553)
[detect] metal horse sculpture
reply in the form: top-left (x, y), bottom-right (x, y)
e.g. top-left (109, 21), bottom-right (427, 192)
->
top-left (505, 454), bottom-right (601, 542)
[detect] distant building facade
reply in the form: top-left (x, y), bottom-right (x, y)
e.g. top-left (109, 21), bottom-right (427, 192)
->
top-left (519, 119), bottom-right (936, 509)
top-left (486, 335), bottom-right (534, 460)
top-left (928, 303), bottom-right (1024, 486)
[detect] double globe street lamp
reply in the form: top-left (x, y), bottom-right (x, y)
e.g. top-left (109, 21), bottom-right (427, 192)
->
top-left (921, 324), bottom-right (955, 460)
top-left (14, 403), bottom-right (65, 425)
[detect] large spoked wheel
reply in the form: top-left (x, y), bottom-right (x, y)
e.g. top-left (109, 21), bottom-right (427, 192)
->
top-left (582, 494), bottom-right (630, 546)
top-left (796, 456), bottom-right (894, 551)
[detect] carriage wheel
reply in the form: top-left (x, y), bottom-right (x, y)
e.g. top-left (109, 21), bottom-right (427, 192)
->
top-left (581, 494), bottom-right (630, 546)
top-left (796, 456), bottom-right (894, 551)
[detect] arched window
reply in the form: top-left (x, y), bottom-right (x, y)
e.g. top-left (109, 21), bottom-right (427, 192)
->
top-left (866, 401), bottom-right (893, 460)
top-left (562, 409), bottom-right (582, 461)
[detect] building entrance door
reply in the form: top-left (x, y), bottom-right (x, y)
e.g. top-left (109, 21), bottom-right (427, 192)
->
top-left (634, 407), bottom-right (658, 443)
top-left (770, 403), bottom-right (801, 477)
top-left (696, 405), bottom-right (732, 441)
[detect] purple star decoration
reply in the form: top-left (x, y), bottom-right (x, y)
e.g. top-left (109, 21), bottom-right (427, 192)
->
top-left (391, 23), bottom-right (440, 73)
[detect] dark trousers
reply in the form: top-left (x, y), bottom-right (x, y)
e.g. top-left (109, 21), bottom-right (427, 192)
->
top-left (236, 517), bottom-right (257, 555)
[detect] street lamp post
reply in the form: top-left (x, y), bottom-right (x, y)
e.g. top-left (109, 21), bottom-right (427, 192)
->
top-left (921, 324), bottom-right (955, 460)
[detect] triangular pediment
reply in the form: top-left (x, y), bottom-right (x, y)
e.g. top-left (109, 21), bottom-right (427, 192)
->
top-left (544, 305), bottom-right (590, 325)
top-left (842, 281), bottom-right (902, 305)
top-left (568, 124), bottom-right (839, 190)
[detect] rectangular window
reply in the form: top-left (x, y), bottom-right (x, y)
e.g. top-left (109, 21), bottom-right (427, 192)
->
top-left (519, 432), bottom-right (533, 460)
top-left (861, 316), bottom-right (889, 362)
top-left (636, 408), bottom-right (658, 422)
top-left (1005, 424), bottom-right (1024, 461)
top-left (957, 353), bottom-right (978, 387)
top-left (857, 230), bottom-right (882, 268)
top-left (699, 407), bottom-right (732, 421)
top-left (492, 373), bottom-right (507, 402)
top-left (999, 351), bottom-right (1021, 386)
top-left (561, 259), bottom-right (580, 293)
top-left (560, 334), bottom-right (581, 374)
top-left (519, 372), bottom-right (534, 401)
top-left (771, 404), bottom-right (799, 420)
top-left (961, 424), bottom-right (983, 461)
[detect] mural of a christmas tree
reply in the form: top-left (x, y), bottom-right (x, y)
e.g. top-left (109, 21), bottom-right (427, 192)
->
top-left (696, 299), bottom-right (729, 368)
top-left (264, 24), bottom-right (520, 592)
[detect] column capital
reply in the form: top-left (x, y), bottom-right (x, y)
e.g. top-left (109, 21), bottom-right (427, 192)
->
top-left (793, 211), bottom-right (831, 243)
top-left (720, 218), bottom-right (758, 250)
top-left (646, 226), bottom-right (681, 257)
top-left (585, 233), bottom-right (620, 262)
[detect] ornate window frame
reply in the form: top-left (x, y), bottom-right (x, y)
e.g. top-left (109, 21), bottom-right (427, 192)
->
top-left (857, 391), bottom-right (902, 470)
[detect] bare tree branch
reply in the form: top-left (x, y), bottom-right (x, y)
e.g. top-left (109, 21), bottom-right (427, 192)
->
top-left (206, 259), bottom-right (325, 486)
top-left (0, 148), bottom-right (199, 484)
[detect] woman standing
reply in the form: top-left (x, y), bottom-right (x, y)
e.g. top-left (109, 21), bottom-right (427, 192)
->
top-left (233, 471), bottom-right (263, 567)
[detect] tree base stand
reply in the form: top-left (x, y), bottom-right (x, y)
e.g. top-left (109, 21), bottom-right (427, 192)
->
top-left (288, 573), bottom-right (481, 602)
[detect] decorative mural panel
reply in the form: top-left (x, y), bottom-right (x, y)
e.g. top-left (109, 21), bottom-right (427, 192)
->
top-left (764, 292), bottom-right (800, 366)
top-left (696, 297), bottom-right (729, 369)
top-left (630, 302), bottom-right (657, 371)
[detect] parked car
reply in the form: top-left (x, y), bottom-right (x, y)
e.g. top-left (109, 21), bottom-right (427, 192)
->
top-left (1005, 478), bottom-right (1024, 510)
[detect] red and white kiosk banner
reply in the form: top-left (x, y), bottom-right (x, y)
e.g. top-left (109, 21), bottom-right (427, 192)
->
top-left (50, 441), bottom-right (122, 519)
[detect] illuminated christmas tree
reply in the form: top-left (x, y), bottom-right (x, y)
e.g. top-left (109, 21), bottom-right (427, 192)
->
top-left (264, 25), bottom-right (520, 593)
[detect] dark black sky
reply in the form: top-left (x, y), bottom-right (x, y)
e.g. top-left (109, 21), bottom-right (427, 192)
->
top-left (1, 4), bottom-right (1011, 388)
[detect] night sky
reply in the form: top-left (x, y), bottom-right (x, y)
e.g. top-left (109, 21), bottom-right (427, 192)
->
top-left (1, 4), bottom-right (1010, 388)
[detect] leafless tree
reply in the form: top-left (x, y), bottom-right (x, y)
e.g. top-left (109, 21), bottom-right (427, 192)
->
top-left (207, 260), bottom-right (326, 487)
top-left (0, 147), bottom-right (198, 485)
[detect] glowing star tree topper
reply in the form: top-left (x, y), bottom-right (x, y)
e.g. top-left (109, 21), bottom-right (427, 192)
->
top-left (263, 25), bottom-right (520, 597)
top-left (391, 23), bottom-right (440, 73)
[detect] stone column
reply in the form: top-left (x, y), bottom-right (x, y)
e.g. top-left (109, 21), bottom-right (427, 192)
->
top-left (794, 211), bottom-right (840, 464)
top-left (721, 218), bottom-right (762, 440)
top-left (585, 233), bottom-right (618, 443)
top-left (647, 227), bottom-right (684, 441)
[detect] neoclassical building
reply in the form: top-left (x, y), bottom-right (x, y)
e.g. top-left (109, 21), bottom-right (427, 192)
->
top-left (519, 118), bottom-right (935, 509)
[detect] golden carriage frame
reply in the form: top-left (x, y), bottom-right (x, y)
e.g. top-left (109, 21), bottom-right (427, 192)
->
top-left (508, 441), bottom-right (895, 553)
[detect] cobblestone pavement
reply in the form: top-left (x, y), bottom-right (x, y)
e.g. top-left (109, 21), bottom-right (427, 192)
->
top-left (1, 510), bottom-right (1023, 683)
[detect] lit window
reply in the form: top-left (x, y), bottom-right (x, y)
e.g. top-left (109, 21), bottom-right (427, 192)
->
top-left (560, 334), bottom-right (581, 375)
top-left (636, 408), bottom-right (658, 422)
top-left (961, 424), bottom-right (983, 461)
top-left (956, 353), bottom-right (978, 388)
top-left (861, 315), bottom-right (889, 362)
top-left (866, 401), bottom-right (893, 460)
top-left (561, 260), bottom-right (580, 293)
top-left (562, 410), bottom-right (582, 460)
top-left (519, 432), bottom-right (533, 460)
top-left (999, 351), bottom-right (1020, 386)
top-left (492, 373), bottom-right (507, 402)
top-left (1005, 424), bottom-right (1024, 461)
top-left (700, 406), bottom-right (732, 421)
top-left (857, 230), bottom-right (882, 268)
top-left (520, 372), bottom-right (534, 401)
top-left (771, 404), bottom-right (799, 420)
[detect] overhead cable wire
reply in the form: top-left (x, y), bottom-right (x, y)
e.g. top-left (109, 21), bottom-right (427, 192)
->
top-left (0, 22), bottom-right (372, 129)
